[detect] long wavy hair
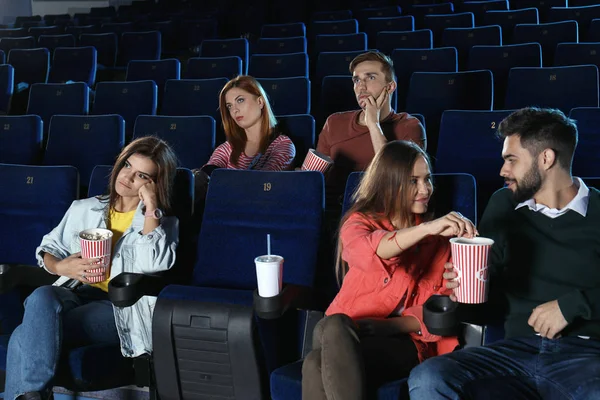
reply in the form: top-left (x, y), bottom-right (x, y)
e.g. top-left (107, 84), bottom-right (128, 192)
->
top-left (219, 75), bottom-right (278, 165)
top-left (335, 140), bottom-right (434, 284)
top-left (107, 136), bottom-right (178, 214)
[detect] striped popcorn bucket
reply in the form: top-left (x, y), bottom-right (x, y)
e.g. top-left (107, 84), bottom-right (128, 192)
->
top-left (301, 149), bottom-right (334, 173)
top-left (450, 237), bottom-right (494, 304)
top-left (79, 228), bottom-right (113, 283)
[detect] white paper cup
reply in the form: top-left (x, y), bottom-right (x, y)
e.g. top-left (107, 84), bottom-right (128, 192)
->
top-left (301, 149), bottom-right (334, 173)
top-left (79, 228), bottom-right (113, 283)
top-left (450, 237), bottom-right (494, 304)
top-left (254, 255), bottom-right (284, 297)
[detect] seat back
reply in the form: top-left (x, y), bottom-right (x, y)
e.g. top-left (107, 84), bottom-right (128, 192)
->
top-left (436, 110), bottom-right (513, 216)
top-left (441, 25), bottom-right (502, 70)
top-left (119, 31), bottom-right (161, 67)
top-left (409, 3), bottom-right (455, 28)
top-left (311, 10), bottom-right (353, 22)
top-left (468, 43), bottom-right (542, 109)
top-left (126, 59), bottom-right (181, 90)
top-left (365, 16), bottom-right (414, 47)
top-left (257, 77), bottom-right (311, 115)
top-left (310, 19), bottom-right (359, 40)
top-left (193, 169), bottom-right (324, 289)
top-left (38, 34), bottom-right (76, 56)
top-left (569, 107), bottom-right (600, 177)
top-left (510, 0), bottom-right (565, 21)
top-left (261, 22), bottom-right (306, 38)
top-left (44, 115), bottom-right (125, 185)
top-left (92, 80), bottom-right (157, 140)
top-left (376, 30), bottom-right (433, 54)
top-left (314, 32), bottom-right (367, 55)
top-left (0, 164), bottom-right (79, 265)
top-left (133, 115), bottom-right (216, 170)
top-left (276, 114), bottom-right (315, 168)
top-left (548, 5), bottom-right (600, 38)
top-left (49, 46), bottom-right (97, 87)
top-left (405, 69), bottom-right (494, 157)
top-left (0, 64), bottom-right (13, 115)
top-left (186, 56), bottom-right (242, 79)
top-left (391, 47), bottom-right (458, 111)
top-left (253, 37), bottom-right (307, 55)
top-left (504, 65), bottom-right (600, 114)
top-left (423, 12), bottom-right (475, 46)
top-left (555, 43), bottom-right (600, 71)
top-left (79, 33), bottom-right (117, 68)
top-left (0, 37), bottom-right (36, 53)
top-left (0, 115), bottom-right (43, 164)
top-left (199, 38), bottom-right (249, 74)
top-left (248, 53), bottom-right (308, 78)
top-left (456, 0), bottom-right (508, 25)
top-left (513, 21), bottom-right (578, 66)
top-left (161, 78), bottom-right (226, 121)
top-left (482, 8), bottom-right (538, 44)
top-left (7, 48), bottom-right (50, 85)
top-left (316, 50), bottom-right (364, 85)
top-left (27, 82), bottom-right (90, 139)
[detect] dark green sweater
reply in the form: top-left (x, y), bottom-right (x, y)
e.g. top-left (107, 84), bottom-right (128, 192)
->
top-left (479, 187), bottom-right (600, 339)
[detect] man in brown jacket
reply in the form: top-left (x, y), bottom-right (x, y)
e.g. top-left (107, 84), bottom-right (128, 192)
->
top-left (317, 51), bottom-right (426, 209)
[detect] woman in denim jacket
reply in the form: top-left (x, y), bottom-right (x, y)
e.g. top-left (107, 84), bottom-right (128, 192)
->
top-left (5, 137), bottom-right (179, 400)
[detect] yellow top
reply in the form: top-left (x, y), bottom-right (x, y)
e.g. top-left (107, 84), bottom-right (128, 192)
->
top-left (89, 208), bottom-right (136, 292)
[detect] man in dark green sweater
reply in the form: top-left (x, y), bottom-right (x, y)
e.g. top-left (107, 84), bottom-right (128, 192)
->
top-left (408, 107), bottom-right (600, 399)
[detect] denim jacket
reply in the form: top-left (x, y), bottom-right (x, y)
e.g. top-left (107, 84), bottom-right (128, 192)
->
top-left (35, 197), bottom-right (179, 357)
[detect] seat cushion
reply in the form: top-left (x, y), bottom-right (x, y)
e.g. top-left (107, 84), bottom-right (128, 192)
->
top-left (271, 360), bottom-right (303, 400)
top-left (55, 343), bottom-right (135, 392)
top-left (377, 378), bottom-right (409, 400)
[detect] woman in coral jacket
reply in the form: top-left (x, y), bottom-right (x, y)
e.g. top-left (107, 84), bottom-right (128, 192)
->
top-left (302, 140), bottom-right (477, 400)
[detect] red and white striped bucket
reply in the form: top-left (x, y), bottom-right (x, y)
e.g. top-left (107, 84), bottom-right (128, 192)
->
top-left (450, 237), bottom-right (494, 304)
top-left (301, 149), bottom-right (334, 173)
top-left (79, 228), bottom-right (113, 283)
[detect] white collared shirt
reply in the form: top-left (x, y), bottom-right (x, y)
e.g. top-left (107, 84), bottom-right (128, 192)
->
top-left (515, 177), bottom-right (589, 219)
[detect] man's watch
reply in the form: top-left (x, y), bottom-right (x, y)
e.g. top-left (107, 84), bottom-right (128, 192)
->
top-left (144, 208), bottom-right (164, 219)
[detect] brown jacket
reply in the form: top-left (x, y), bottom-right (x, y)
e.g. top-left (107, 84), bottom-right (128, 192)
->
top-left (316, 110), bottom-right (426, 208)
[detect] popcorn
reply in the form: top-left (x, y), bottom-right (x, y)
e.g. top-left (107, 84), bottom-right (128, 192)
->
top-left (80, 231), bottom-right (112, 241)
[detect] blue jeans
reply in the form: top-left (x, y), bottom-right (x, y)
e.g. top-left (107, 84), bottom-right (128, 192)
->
top-left (408, 335), bottom-right (600, 400)
top-left (4, 285), bottom-right (120, 400)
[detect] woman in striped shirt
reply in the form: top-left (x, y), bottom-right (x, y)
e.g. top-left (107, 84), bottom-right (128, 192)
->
top-left (198, 75), bottom-right (296, 176)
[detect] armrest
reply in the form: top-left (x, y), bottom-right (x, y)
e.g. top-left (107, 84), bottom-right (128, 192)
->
top-left (253, 284), bottom-right (315, 320)
top-left (0, 264), bottom-right (57, 294)
top-left (108, 272), bottom-right (170, 307)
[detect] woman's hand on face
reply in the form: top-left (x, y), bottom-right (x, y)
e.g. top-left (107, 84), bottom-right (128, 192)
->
top-left (138, 181), bottom-right (158, 211)
top-left (424, 212), bottom-right (478, 238)
top-left (56, 252), bottom-right (106, 283)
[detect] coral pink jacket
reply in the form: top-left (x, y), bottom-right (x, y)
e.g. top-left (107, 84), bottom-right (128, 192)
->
top-left (326, 212), bottom-right (460, 362)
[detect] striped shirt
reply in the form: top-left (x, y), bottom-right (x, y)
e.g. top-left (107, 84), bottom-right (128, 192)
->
top-left (205, 135), bottom-right (296, 171)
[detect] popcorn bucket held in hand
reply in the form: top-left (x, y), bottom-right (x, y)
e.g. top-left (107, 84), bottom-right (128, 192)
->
top-left (79, 228), bottom-right (113, 283)
top-left (450, 237), bottom-right (494, 304)
top-left (301, 149), bottom-right (334, 173)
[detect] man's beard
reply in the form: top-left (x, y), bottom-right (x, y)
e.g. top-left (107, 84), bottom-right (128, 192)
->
top-left (507, 163), bottom-right (543, 203)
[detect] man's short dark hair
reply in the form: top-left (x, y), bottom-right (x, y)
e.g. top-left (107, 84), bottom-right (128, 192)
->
top-left (497, 107), bottom-right (578, 171)
top-left (349, 51), bottom-right (396, 83)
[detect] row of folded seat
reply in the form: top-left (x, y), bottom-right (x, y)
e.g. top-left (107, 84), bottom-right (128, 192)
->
top-left (2, 107), bottom-right (600, 223)
top-left (0, 64), bottom-right (598, 173)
